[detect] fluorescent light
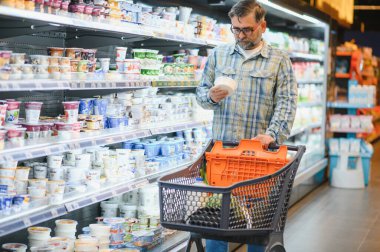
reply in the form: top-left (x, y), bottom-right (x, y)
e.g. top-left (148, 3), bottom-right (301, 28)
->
top-left (258, 0), bottom-right (326, 26)
top-left (49, 23), bottom-right (61, 27)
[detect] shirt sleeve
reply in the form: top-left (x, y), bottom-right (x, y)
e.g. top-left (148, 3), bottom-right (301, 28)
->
top-left (196, 50), bottom-right (221, 110)
top-left (265, 54), bottom-right (298, 144)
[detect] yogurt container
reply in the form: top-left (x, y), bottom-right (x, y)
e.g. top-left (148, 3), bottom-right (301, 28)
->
top-left (25, 102), bottom-right (43, 124)
top-left (99, 58), bottom-right (110, 73)
top-left (6, 127), bottom-right (26, 143)
top-left (62, 101), bottom-right (79, 123)
top-left (5, 101), bottom-right (21, 124)
top-left (23, 123), bottom-right (41, 140)
top-left (0, 104), bottom-right (7, 126)
top-left (66, 48), bottom-right (82, 60)
top-left (116, 47), bottom-right (128, 60)
top-left (0, 50), bottom-right (12, 68)
top-left (30, 55), bottom-right (50, 65)
top-left (10, 53), bottom-right (26, 65)
top-left (81, 49), bottom-right (97, 61)
top-left (0, 130), bottom-right (6, 150)
top-left (1, 243), bottom-right (27, 252)
top-left (47, 47), bottom-right (65, 57)
top-left (33, 65), bottom-right (49, 79)
top-left (28, 178), bottom-right (48, 188)
top-left (15, 167), bottom-right (30, 181)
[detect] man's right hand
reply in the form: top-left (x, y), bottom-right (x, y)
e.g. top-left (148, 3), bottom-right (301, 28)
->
top-left (209, 86), bottom-right (229, 103)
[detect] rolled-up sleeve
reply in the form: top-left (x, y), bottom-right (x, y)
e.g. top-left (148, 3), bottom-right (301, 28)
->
top-left (265, 55), bottom-right (298, 144)
top-left (196, 50), bottom-right (221, 110)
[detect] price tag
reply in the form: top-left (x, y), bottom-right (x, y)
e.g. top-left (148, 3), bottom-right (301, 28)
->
top-left (23, 218), bottom-right (32, 227)
top-left (51, 208), bottom-right (59, 218)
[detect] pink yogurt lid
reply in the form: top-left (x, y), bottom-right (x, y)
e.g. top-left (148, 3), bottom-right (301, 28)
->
top-left (0, 130), bottom-right (6, 140)
top-left (55, 122), bottom-right (74, 131)
top-left (22, 124), bottom-right (41, 132)
top-left (6, 101), bottom-right (21, 110)
top-left (0, 104), bottom-right (7, 112)
top-left (40, 123), bottom-right (54, 131)
top-left (6, 128), bottom-right (26, 138)
top-left (62, 101), bottom-right (79, 110)
top-left (25, 102), bottom-right (43, 110)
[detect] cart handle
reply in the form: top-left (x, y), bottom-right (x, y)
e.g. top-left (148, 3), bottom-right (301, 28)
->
top-left (221, 141), bottom-right (299, 152)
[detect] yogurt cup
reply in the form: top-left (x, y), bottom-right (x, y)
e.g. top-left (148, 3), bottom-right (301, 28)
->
top-left (0, 104), bottom-right (8, 126)
top-left (54, 122), bottom-right (74, 139)
top-left (47, 155), bottom-right (63, 169)
top-left (25, 102), bottom-right (43, 124)
top-left (0, 130), bottom-right (6, 150)
top-left (1, 243), bottom-right (28, 252)
top-left (62, 101), bottom-right (79, 123)
top-left (30, 55), bottom-right (50, 65)
top-left (115, 60), bottom-right (124, 73)
top-left (22, 123), bottom-right (41, 140)
top-left (10, 53), bottom-right (26, 65)
top-left (28, 178), bottom-right (48, 188)
top-left (66, 48), bottom-right (82, 60)
top-left (33, 165), bottom-right (47, 179)
top-left (81, 49), bottom-right (97, 61)
top-left (1, 160), bottom-right (18, 169)
top-left (98, 58), bottom-right (110, 73)
top-left (6, 127), bottom-right (26, 143)
top-left (0, 168), bottom-right (16, 178)
top-left (48, 56), bottom-right (60, 66)
top-left (33, 65), bottom-right (49, 79)
top-left (47, 180), bottom-right (65, 194)
top-left (0, 50), bottom-right (12, 68)
top-left (116, 47), bottom-right (128, 60)
top-left (58, 57), bottom-right (71, 66)
top-left (48, 167), bottom-right (63, 180)
top-left (15, 180), bottom-right (28, 194)
top-left (66, 167), bottom-right (85, 182)
top-left (75, 153), bottom-right (91, 169)
top-left (214, 76), bottom-right (238, 96)
top-left (28, 227), bottom-right (51, 242)
top-left (5, 101), bottom-right (21, 124)
top-left (47, 47), bottom-right (65, 57)
top-left (15, 167), bottom-right (31, 181)
top-left (28, 186), bottom-right (46, 198)
top-left (48, 65), bottom-right (60, 80)
top-left (39, 123), bottom-right (53, 138)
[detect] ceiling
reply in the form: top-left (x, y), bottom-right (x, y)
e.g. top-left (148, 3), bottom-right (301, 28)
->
top-left (353, 0), bottom-right (380, 31)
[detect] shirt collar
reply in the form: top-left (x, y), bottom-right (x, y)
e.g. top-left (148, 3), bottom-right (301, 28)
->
top-left (229, 40), bottom-right (270, 58)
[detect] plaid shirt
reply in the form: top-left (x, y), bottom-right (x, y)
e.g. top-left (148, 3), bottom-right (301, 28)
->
top-left (196, 41), bottom-right (297, 144)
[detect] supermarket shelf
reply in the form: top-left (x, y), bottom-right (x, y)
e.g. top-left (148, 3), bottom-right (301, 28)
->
top-left (0, 120), bottom-right (211, 163)
top-left (0, 79), bottom-right (151, 91)
top-left (293, 158), bottom-right (327, 187)
top-left (335, 73), bottom-right (351, 79)
top-left (289, 122), bottom-right (322, 137)
top-left (329, 128), bottom-right (373, 134)
top-left (0, 6), bottom-right (210, 47)
top-left (151, 231), bottom-right (190, 252)
top-left (298, 101), bottom-right (323, 107)
top-left (327, 102), bottom-right (375, 109)
top-left (0, 142), bottom-right (210, 237)
top-left (151, 80), bottom-right (199, 88)
top-left (0, 204), bottom-right (67, 237)
top-left (288, 52), bottom-right (324, 61)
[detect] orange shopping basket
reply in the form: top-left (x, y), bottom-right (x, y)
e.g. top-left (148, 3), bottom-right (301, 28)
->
top-left (205, 139), bottom-right (288, 187)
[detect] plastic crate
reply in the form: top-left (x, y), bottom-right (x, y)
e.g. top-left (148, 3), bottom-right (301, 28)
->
top-left (205, 140), bottom-right (288, 186)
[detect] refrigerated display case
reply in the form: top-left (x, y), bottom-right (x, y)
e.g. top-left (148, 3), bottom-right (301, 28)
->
top-left (0, 0), bottom-right (330, 248)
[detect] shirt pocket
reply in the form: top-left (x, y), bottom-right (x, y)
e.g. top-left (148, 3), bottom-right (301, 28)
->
top-left (250, 70), bottom-right (275, 98)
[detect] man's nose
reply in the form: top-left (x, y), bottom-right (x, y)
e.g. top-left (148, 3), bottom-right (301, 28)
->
top-left (238, 32), bottom-right (246, 40)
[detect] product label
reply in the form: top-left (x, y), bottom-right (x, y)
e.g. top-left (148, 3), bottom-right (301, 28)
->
top-left (65, 109), bottom-right (79, 123)
top-left (25, 109), bottom-right (41, 124)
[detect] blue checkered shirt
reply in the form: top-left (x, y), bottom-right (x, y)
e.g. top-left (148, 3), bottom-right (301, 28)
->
top-left (196, 41), bottom-right (297, 144)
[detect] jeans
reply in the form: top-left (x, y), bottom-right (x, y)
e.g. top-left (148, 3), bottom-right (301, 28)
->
top-left (206, 240), bottom-right (265, 252)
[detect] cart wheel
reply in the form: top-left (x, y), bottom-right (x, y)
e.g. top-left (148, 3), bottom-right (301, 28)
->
top-left (269, 244), bottom-right (286, 252)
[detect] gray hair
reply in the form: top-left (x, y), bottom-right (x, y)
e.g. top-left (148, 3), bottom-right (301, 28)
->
top-left (228, 0), bottom-right (266, 22)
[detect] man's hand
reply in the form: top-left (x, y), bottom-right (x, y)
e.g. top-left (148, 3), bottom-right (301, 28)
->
top-left (209, 86), bottom-right (229, 103)
top-left (254, 134), bottom-right (275, 149)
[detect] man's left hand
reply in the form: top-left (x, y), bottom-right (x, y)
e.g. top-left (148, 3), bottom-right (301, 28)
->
top-left (253, 134), bottom-right (275, 149)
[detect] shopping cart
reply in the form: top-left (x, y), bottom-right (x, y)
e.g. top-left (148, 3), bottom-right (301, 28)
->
top-left (158, 140), bottom-right (306, 252)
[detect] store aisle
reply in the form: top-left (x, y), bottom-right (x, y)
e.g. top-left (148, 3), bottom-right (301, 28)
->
top-left (283, 141), bottom-right (380, 252)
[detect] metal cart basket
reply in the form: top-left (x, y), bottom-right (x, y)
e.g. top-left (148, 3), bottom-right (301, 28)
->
top-left (158, 141), bottom-right (306, 252)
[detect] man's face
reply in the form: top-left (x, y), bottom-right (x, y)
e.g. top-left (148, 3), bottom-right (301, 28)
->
top-left (230, 14), bottom-right (266, 50)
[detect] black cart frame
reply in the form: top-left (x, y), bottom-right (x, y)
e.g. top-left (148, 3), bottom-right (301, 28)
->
top-left (158, 141), bottom-right (306, 252)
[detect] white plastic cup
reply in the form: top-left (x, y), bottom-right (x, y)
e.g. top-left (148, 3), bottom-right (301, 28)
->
top-left (116, 47), bottom-right (128, 61)
top-left (87, 169), bottom-right (101, 181)
top-left (48, 193), bottom-right (64, 205)
top-left (15, 167), bottom-right (31, 181)
top-left (33, 165), bottom-right (47, 179)
top-left (48, 167), bottom-right (63, 180)
top-left (66, 167), bottom-right (85, 182)
top-left (28, 186), bottom-right (46, 198)
top-left (120, 204), bottom-right (137, 218)
top-left (28, 178), bottom-right (48, 188)
top-left (214, 76), bottom-right (237, 96)
top-left (62, 101), bottom-right (79, 123)
top-left (1, 160), bottom-right (18, 169)
top-left (116, 60), bottom-right (124, 73)
top-left (99, 58), bottom-right (110, 73)
top-left (100, 201), bottom-right (119, 218)
top-left (75, 153), bottom-right (91, 169)
top-left (95, 149), bottom-right (109, 163)
top-left (47, 180), bottom-right (65, 194)
top-left (0, 168), bottom-right (16, 178)
top-left (1, 243), bottom-right (27, 252)
top-left (15, 180), bottom-right (28, 194)
top-left (24, 102), bottom-right (43, 124)
top-left (47, 155), bottom-right (63, 169)
top-left (178, 6), bottom-right (192, 23)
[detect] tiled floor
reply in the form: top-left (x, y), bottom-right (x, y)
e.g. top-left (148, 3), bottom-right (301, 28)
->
top-left (237, 141), bottom-right (380, 252)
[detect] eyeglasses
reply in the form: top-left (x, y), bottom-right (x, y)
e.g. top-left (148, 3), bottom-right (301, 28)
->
top-left (230, 22), bottom-right (262, 36)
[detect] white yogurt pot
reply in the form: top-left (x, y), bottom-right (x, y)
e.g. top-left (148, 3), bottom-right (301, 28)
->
top-left (214, 76), bottom-right (238, 96)
top-left (47, 155), bottom-right (63, 169)
top-left (48, 167), bottom-right (64, 181)
top-left (0, 168), bottom-right (16, 178)
top-left (28, 178), bottom-right (48, 188)
top-left (75, 154), bottom-right (91, 169)
top-left (33, 165), bottom-right (47, 179)
top-left (27, 227), bottom-right (51, 240)
top-left (66, 167), bottom-right (85, 182)
top-left (28, 186), bottom-right (46, 199)
top-left (48, 193), bottom-right (64, 205)
top-left (1, 243), bottom-right (28, 252)
top-left (47, 180), bottom-right (65, 194)
top-left (55, 219), bottom-right (78, 230)
top-left (15, 167), bottom-right (30, 181)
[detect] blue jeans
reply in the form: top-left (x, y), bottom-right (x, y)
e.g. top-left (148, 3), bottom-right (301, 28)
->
top-left (206, 240), bottom-right (265, 252)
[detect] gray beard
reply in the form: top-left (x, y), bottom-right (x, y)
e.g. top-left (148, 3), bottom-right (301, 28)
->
top-left (238, 41), bottom-right (257, 50)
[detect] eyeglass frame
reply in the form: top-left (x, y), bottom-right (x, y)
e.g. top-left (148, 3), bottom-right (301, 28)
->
top-left (230, 20), bottom-right (263, 36)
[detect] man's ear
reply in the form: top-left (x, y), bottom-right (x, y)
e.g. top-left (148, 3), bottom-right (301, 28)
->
top-left (261, 20), bottom-right (267, 32)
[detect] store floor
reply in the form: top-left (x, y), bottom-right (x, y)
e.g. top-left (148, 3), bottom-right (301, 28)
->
top-left (236, 141), bottom-right (380, 252)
